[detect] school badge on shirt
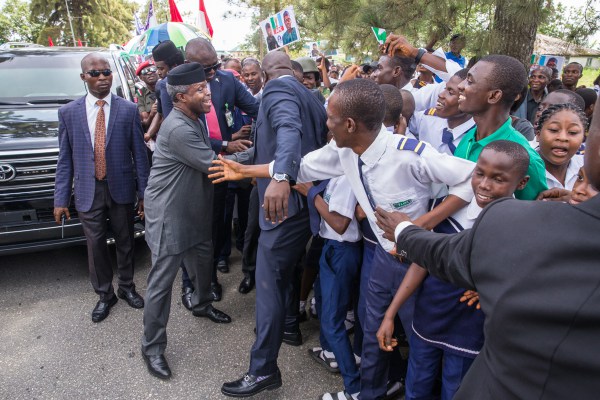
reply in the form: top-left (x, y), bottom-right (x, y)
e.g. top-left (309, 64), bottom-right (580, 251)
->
top-left (391, 199), bottom-right (413, 210)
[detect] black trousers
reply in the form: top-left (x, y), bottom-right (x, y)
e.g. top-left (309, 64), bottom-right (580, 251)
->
top-left (220, 183), bottom-right (252, 260)
top-left (249, 209), bottom-right (312, 376)
top-left (78, 180), bottom-right (135, 301)
top-left (211, 182), bottom-right (228, 282)
top-left (241, 186), bottom-right (260, 277)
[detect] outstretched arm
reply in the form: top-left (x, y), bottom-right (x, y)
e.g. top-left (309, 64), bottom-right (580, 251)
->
top-left (209, 155), bottom-right (270, 182)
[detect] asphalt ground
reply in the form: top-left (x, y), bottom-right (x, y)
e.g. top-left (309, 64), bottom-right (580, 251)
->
top-left (0, 241), bottom-right (343, 400)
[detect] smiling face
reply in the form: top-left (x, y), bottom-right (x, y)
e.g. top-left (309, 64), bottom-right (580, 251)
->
top-left (177, 81), bottom-right (212, 115)
top-left (373, 56), bottom-right (398, 85)
top-left (471, 148), bottom-right (529, 208)
top-left (457, 61), bottom-right (496, 115)
top-left (536, 109), bottom-right (585, 168)
top-left (436, 75), bottom-right (463, 118)
top-left (529, 68), bottom-right (549, 92)
top-left (80, 55), bottom-right (112, 98)
top-left (303, 72), bottom-right (317, 89)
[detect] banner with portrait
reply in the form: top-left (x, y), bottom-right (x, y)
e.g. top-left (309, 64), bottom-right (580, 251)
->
top-left (259, 6), bottom-right (301, 51)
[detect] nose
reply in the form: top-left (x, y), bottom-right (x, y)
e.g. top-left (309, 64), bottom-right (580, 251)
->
top-left (478, 177), bottom-right (491, 191)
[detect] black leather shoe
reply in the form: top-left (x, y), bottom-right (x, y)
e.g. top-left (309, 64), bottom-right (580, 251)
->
top-left (217, 259), bottom-right (229, 273)
top-left (283, 330), bottom-right (303, 346)
top-left (221, 369), bottom-right (282, 397)
top-left (91, 296), bottom-right (118, 323)
top-left (211, 281), bottom-right (223, 302)
top-left (193, 305), bottom-right (232, 323)
top-left (117, 288), bottom-right (144, 309)
top-left (238, 275), bottom-right (255, 294)
top-left (142, 352), bottom-right (172, 380)
top-left (181, 286), bottom-right (193, 310)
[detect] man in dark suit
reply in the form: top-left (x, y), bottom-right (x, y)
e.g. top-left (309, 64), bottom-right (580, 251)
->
top-left (141, 63), bottom-right (232, 380)
top-left (54, 53), bottom-right (149, 322)
top-left (221, 51), bottom-right (328, 397)
top-left (375, 98), bottom-right (600, 399)
top-left (185, 38), bottom-right (259, 300)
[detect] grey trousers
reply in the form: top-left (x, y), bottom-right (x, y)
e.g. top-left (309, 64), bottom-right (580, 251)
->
top-left (142, 240), bottom-right (213, 355)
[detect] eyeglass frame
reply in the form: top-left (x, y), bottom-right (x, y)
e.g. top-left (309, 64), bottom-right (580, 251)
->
top-left (85, 69), bottom-right (112, 77)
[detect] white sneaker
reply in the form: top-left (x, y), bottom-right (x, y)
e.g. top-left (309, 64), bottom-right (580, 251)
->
top-left (321, 391), bottom-right (359, 400)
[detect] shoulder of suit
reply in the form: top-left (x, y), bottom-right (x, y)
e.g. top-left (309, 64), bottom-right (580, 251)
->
top-left (396, 136), bottom-right (426, 155)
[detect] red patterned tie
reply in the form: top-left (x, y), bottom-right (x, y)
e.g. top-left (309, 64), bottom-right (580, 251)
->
top-left (94, 100), bottom-right (106, 180)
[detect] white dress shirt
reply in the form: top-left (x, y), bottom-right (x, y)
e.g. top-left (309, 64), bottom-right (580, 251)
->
top-left (544, 154), bottom-right (584, 190)
top-left (318, 176), bottom-right (362, 243)
top-left (271, 126), bottom-right (475, 251)
top-left (85, 93), bottom-right (111, 150)
top-left (409, 112), bottom-right (475, 156)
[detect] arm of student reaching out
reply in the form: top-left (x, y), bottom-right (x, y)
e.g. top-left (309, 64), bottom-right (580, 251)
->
top-left (377, 263), bottom-right (428, 351)
top-left (294, 182), bottom-right (352, 235)
top-left (209, 155), bottom-right (270, 182)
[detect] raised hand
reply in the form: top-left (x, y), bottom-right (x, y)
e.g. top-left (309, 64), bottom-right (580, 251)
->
top-left (383, 34), bottom-right (418, 59)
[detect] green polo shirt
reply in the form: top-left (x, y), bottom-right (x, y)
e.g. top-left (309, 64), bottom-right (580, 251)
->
top-left (455, 118), bottom-right (548, 200)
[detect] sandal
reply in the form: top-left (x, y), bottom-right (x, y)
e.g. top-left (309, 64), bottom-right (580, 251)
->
top-left (309, 347), bottom-right (340, 373)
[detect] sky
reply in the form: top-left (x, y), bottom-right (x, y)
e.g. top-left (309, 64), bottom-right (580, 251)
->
top-left (170, 0), bottom-right (255, 51)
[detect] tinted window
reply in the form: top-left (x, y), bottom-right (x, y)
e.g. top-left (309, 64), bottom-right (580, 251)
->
top-left (0, 53), bottom-right (118, 100)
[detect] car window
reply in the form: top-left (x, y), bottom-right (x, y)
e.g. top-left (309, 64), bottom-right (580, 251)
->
top-left (0, 54), bottom-right (118, 100)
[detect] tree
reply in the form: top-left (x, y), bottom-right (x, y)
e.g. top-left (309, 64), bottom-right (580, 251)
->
top-left (539, 0), bottom-right (600, 48)
top-left (30, 0), bottom-right (137, 46)
top-left (490, 0), bottom-right (545, 66)
top-left (0, 0), bottom-right (44, 44)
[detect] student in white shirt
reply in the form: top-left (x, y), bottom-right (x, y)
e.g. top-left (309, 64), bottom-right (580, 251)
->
top-left (209, 79), bottom-right (475, 399)
top-left (535, 103), bottom-right (587, 190)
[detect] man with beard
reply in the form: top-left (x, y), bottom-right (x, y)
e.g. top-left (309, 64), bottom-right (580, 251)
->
top-left (141, 63), bottom-right (232, 380)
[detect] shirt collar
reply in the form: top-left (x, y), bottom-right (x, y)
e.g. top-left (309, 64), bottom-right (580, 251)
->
top-left (86, 92), bottom-right (111, 107)
top-left (447, 117), bottom-right (476, 139)
top-left (360, 125), bottom-right (388, 168)
top-left (466, 197), bottom-right (483, 220)
top-left (466, 117), bottom-right (514, 147)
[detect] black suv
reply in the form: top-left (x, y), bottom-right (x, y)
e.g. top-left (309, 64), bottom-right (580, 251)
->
top-left (0, 46), bottom-right (145, 255)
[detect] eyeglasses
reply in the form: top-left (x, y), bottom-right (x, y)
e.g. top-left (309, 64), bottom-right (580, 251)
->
top-left (85, 69), bottom-right (112, 77)
top-left (141, 66), bottom-right (157, 75)
top-left (203, 62), bottom-right (221, 73)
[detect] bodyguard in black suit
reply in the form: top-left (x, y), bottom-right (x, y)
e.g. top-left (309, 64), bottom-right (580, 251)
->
top-left (375, 98), bottom-right (600, 399)
top-left (221, 51), bottom-right (328, 397)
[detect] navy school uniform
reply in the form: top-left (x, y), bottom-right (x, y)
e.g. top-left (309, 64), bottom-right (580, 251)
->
top-left (405, 198), bottom-right (485, 400)
top-left (310, 176), bottom-right (363, 394)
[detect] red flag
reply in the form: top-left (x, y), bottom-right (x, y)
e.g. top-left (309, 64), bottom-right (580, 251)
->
top-left (169, 0), bottom-right (183, 23)
top-left (48, 36), bottom-right (54, 46)
top-left (197, 0), bottom-right (213, 37)
top-left (77, 39), bottom-right (83, 47)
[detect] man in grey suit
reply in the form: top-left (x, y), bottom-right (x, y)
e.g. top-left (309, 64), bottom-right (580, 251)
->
top-left (375, 99), bottom-right (600, 399)
top-left (141, 63), bottom-right (231, 380)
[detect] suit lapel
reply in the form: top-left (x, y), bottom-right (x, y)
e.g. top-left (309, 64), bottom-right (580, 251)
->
top-left (211, 74), bottom-right (222, 117)
top-left (78, 97), bottom-right (93, 150)
top-left (106, 94), bottom-right (119, 146)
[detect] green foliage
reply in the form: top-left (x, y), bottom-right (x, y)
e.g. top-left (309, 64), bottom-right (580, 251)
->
top-left (0, 0), bottom-right (45, 44)
top-left (579, 67), bottom-right (600, 88)
top-left (30, 0), bottom-right (137, 46)
top-left (539, 0), bottom-right (600, 47)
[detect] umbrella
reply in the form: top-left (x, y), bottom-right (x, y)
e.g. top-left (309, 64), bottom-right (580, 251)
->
top-left (128, 22), bottom-right (211, 56)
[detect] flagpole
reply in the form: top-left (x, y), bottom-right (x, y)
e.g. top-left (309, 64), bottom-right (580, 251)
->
top-left (64, 0), bottom-right (77, 46)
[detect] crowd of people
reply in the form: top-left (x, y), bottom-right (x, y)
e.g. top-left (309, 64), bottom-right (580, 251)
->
top-left (52, 32), bottom-right (600, 400)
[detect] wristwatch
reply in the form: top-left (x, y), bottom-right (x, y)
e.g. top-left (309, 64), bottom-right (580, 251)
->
top-left (221, 140), bottom-right (229, 152)
top-left (411, 48), bottom-right (427, 70)
top-left (273, 173), bottom-right (291, 183)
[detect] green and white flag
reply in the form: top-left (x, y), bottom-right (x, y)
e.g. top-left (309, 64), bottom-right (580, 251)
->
top-left (371, 27), bottom-right (387, 45)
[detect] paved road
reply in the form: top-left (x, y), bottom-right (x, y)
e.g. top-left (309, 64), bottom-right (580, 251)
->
top-left (0, 241), bottom-right (342, 400)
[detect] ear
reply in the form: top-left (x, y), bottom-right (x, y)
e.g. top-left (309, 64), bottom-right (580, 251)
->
top-left (392, 66), bottom-right (402, 78)
top-left (346, 117), bottom-right (356, 133)
top-left (517, 175), bottom-right (530, 191)
top-left (176, 92), bottom-right (186, 103)
top-left (80, 73), bottom-right (86, 81)
top-left (488, 89), bottom-right (503, 105)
